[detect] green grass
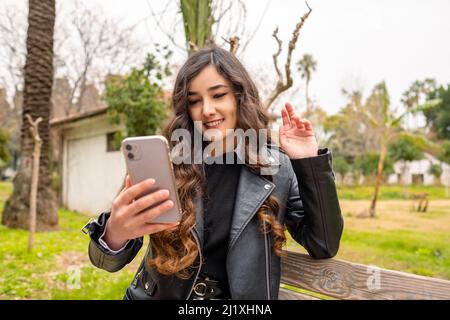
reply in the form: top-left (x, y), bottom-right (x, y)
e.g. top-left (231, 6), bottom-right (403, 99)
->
top-left (0, 181), bottom-right (13, 201)
top-left (286, 229), bottom-right (450, 280)
top-left (0, 205), bottom-right (145, 299)
top-left (339, 229), bottom-right (449, 278)
top-left (337, 184), bottom-right (450, 200)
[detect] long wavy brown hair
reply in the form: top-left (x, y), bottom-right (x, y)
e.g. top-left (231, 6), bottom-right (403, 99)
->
top-left (149, 46), bottom-right (287, 279)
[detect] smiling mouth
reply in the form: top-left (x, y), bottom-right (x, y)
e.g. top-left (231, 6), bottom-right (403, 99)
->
top-left (204, 118), bottom-right (225, 128)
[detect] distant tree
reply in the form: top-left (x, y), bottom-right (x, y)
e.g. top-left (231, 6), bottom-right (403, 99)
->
top-left (423, 84), bottom-right (450, 140)
top-left (0, 129), bottom-right (11, 178)
top-left (363, 82), bottom-right (414, 217)
top-left (104, 50), bottom-right (172, 145)
top-left (401, 79), bottom-right (437, 129)
top-left (296, 53), bottom-right (317, 114)
top-left (438, 140), bottom-right (450, 196)
top-left (388, 133), bottom-right (426, 195)
top-left (440, 141), bottom-right (450, 162)
top-left (0, 129), bottom-right (11, 162)
top-left (333, 154), bottom-right (350, 186)
top-left (324, 88), bottom-right (380, 163)
top-left (354, 152), bottom-right (393, 184)
top-left (302, 106), bottom-right (328, 147)
top-left (427, 163), bottom-right (443, 186)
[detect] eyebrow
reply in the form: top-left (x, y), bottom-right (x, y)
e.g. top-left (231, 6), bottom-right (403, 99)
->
top-left (188, 84), bottom-right (228, 96)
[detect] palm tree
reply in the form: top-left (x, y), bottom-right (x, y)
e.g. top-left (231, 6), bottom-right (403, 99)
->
top-left (365, 82), bottom-right (439, 217)
top-left (2, 0), bottom-right (58, 230)
top-left (180, 0), bottom-right (215, 55)
top-left (401, 79), bottom-right (437, 129)
top-left (297, 54), bottom-right (317, 114)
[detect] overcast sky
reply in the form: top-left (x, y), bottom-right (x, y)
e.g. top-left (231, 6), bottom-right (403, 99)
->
top-left (2, 0), bottom-right (450, 115)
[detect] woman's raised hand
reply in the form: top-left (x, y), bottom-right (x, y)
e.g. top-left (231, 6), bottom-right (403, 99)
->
top-left (103, 175), bottom-right (180, 251)
top-left (279, 102), bottom-right (319, 159)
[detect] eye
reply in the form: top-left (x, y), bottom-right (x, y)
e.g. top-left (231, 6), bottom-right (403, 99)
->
top-left (188, 99), bottom-right (200, 106)
top-left (214, 93), bottom-right (227, 99)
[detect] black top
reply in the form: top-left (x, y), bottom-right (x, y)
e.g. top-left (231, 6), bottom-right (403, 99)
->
top-left (201, 150), bottom-right (243, 299)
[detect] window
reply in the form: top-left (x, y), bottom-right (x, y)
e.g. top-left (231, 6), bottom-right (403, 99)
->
top-left (106, 132), bottom-right (121, 152)
top-left (411, 174), bottom-right (424, 185)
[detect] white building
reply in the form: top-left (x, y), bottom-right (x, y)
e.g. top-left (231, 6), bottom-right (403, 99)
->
top-left (50, 107), bottom-right (126, 216)
top-left (387, 152), bottom-right (450, 186)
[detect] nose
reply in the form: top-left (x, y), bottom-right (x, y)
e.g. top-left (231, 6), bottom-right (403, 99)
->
top-left (202, 98), bottom-right (216, 118)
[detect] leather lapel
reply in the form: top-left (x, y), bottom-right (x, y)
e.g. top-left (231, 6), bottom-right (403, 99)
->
top-left (227, 165), bottom-right (275, 253)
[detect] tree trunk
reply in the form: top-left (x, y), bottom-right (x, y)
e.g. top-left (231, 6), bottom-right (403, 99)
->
top-left (369, 141), bottom-right (387, 218)
top-left (401, 161), bottom-right (409, 198)
top-left (305, 78), bottom-right (310, 114)
top-left (1, 0), bottom-right (58, 231)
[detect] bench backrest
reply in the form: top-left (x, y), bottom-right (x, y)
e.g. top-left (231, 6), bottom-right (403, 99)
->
top-left (279, 251), bottom-right (450, 300)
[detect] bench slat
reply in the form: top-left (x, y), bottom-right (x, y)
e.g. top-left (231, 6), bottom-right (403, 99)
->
top-left (281, 251), bottom-right (450, 300)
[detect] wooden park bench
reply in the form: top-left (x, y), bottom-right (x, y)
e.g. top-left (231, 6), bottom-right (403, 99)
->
top-left (278, 251), bottom-right (450, 300)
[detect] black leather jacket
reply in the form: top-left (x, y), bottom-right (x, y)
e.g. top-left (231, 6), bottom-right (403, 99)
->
top-left (85, 147), bottom-right (344, 300)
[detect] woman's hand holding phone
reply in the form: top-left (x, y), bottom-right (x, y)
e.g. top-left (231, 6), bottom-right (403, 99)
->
top-left (103, 175), bottom-right (180, 251)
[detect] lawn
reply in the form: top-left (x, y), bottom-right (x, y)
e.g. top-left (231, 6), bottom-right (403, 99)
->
top-left (337, 184), bottom-right (450, 200)
top-left (0, 181), bottom-right (449, 299)
top-left (286, 199), bottom-right (450, 280)
top-left (0, 182), bottom-right (147, 299)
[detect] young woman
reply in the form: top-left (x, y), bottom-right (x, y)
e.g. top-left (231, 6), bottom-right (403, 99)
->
top-left (85, 46), bottom-right (343, 300)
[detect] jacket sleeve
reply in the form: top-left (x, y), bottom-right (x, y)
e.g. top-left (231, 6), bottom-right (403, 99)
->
top-left (284, 148), bottom-right (344, 259)
top-left (85, 212), bottom-right (143, 272)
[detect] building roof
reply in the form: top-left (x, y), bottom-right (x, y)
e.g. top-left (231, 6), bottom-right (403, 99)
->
top-left (50, 105), bottom-right (108, 126)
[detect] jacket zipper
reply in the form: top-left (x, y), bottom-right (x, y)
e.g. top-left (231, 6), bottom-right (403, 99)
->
top-left (186, 226), bottom-right (203, 300)
top-left (224, 179), bottom-right (274, 300)
top-left (263, 220), bottom-right (272, 300)
top-left (132, 243), bottom-right (151, 288)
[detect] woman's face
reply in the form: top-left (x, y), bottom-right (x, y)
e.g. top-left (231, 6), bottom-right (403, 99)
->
top-left (187, 64), bottom-right (237, 142)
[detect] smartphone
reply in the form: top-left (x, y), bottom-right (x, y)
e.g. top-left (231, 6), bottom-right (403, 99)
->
top-left (121, 135), bottom-right (182, 224)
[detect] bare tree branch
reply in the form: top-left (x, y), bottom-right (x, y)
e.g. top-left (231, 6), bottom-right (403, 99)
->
top-left (145, 0), bottom-right (185, 53)
top-left (60, 0), bottom-right (143, 113)
top-left (213, 0), bottom-right (233, 36)
top-left (188, 41), bottom-right (200, 53)
top-left (271, 27), bottom-right (283, 80)
top-left (239, 0), bottom-right (272, 55)
top-left (212, 0), bottom-right (252, 56)
top-left (0, 7), bottom-right (27, 106)
top-left (263, 2), bottom-right (312, 111)
top-left (222, 36), bottom-right (240, 55)
top-left (228, 0), bottom-right (247, 42)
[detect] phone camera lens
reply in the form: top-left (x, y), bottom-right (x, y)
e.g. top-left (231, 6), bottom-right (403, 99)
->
top-left (128, 153), bottom-right (134, 160)
top-left (125, 144), bottom-right (132, 151)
